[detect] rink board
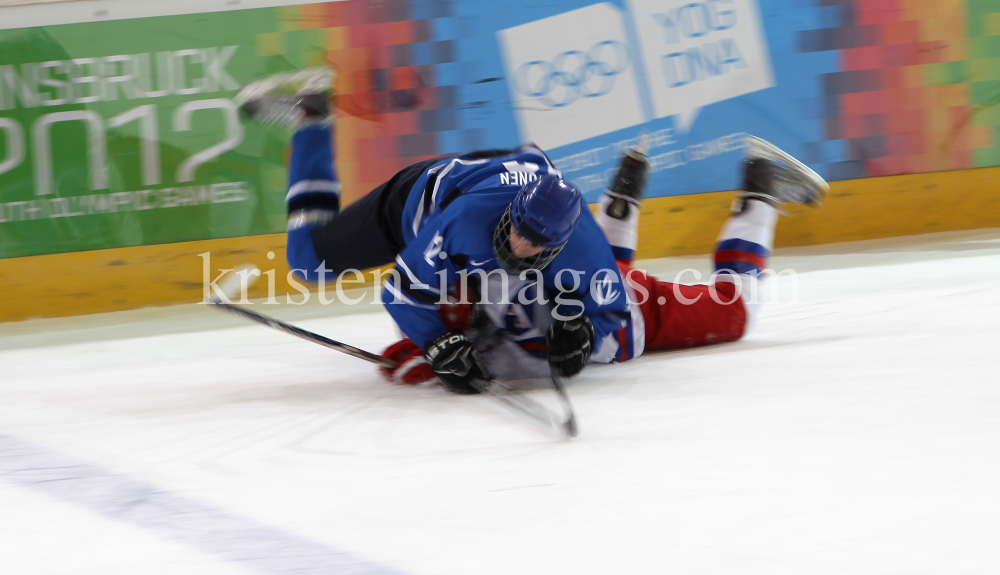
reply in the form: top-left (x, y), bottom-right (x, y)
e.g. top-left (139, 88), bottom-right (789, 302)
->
top-left (2, 165), bottom-right (999, 322)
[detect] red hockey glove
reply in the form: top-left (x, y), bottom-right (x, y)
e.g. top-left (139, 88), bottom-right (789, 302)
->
top-left (380, 339), bottom-right (436, 385)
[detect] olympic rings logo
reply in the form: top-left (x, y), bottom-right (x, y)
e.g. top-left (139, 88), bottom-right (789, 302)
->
top-left (514, 40), bottom-right (631, 108)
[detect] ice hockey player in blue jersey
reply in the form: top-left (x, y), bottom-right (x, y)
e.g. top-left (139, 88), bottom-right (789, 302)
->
top-left (236, 69), bottom-right (640, 393)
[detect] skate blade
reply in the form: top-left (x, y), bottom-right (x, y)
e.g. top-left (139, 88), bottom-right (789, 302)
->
top-left (627, 131), bottom-right (651, 160)
top-left (233, 67), bottom-right (336, 107)
top-left (745, 135), bottom-right (829, 194)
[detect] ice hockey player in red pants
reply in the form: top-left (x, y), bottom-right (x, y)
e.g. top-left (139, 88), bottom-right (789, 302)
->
top-left (382, 136), bottom-right (828, 386)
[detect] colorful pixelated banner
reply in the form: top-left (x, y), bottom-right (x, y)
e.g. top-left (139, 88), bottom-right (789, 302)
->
top-left (1, 0), bottom-right (998, 258)
top-left (471, 0), bottom-right (1000, 200)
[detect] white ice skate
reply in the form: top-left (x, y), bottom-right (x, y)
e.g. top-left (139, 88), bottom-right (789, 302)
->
top-left (736, 135), bottom-right (830, 213)
top-left (234, 67), bottom-right (335, 126)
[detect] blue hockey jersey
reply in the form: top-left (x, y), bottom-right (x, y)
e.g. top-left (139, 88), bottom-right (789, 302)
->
top-left (382, 147), bottom-right (645, 364)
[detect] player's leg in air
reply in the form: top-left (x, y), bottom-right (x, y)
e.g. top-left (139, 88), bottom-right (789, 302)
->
top-left (236, 70), bottom-right (449, 385)
top-left (596, 135), bottom-right (829, 352)
top-left (234, 68), bottom-right (440, 283)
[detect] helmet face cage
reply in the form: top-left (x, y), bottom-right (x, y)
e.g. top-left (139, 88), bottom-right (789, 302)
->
top-left (492, 206), bottom-right (565, 274)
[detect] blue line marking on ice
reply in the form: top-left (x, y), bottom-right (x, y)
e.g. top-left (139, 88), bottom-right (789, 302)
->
top-left (0, 433), bottom-right (412, 575)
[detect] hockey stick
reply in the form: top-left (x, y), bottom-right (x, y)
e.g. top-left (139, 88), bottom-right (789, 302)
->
top-left (211, 300), bottom-right (393, 367)
top-left (551, 372), bottom-right (579, 437)
top-left (469, 369), bottom-right (578, 438)
top-left (209, 284), bottom-right (577, 438)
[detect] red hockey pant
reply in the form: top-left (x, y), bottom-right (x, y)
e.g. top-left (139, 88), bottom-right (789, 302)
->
top-left (619, 262), bottom-right (748, 351)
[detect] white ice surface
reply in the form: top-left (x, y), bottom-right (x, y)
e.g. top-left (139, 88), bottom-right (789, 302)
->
top-left (2, 229), bottom-right (1000, 575)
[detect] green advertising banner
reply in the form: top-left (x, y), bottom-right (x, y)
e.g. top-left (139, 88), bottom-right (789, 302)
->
top-left (0, 9), bottom-right (300, 258)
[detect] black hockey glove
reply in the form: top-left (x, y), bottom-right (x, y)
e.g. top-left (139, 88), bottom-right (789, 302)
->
top-left (546, 315), bottom-right (595, 377)
top-left (424, 329), bottom-right (489, 395)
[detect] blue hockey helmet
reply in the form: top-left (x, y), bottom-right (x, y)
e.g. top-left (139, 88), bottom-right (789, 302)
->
top-left (493, 174), bottom-right (583, 273)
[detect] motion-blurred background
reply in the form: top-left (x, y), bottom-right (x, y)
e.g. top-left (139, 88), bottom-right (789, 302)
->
top-left (2, 0), bottom-right (998, 321)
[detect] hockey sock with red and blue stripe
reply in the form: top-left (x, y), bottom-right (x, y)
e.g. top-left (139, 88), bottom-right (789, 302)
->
top-left (714, 200), bottom-right (778, 277)
top-left (595, 193), bottom-right (640, 265)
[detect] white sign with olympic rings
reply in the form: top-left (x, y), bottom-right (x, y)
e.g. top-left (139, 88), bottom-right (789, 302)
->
top-left (628, 0), bottom-right (774, 133)
top-left (497, 3), bottom-right (646, 150)
top-left (512, 40), bottom-right (631, 109)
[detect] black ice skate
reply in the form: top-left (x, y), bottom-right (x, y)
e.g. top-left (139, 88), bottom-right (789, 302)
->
top-left (234, 67), bottom-right (334, 126)
top-left (605, 134), bottom-right (650, 220)
top-left (735, 135), bottom-right (830, 214)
